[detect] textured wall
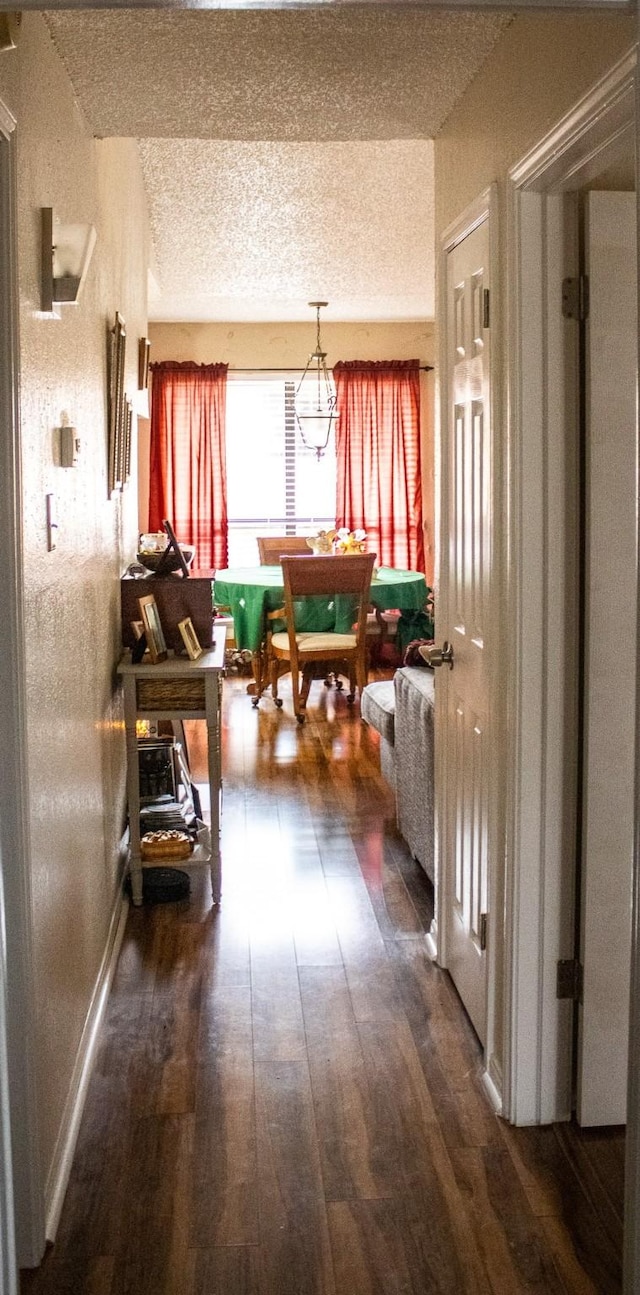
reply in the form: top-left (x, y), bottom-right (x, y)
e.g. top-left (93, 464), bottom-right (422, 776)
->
top-left (0, 15), bottom-right (148, 1193)
top-left (435, 13), bottom-right (634, 238)
top-left (433, 12), bottom-right (634, 1085)
top-left (148, 319), bottom-right (434, 369)
top-left (145, 320), bottom-right (435, 583)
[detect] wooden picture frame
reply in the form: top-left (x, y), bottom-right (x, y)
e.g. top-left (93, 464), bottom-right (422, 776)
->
top-left (138, 337), bottom-right (150, 391)
top-left (154, 517), bottom-right (191, 579)
top-left (123, 397), bottom-right (133, 485)
top-left (130, 619), bottom-right (147, 663)
top-left (138, 594), bottom-right (168, 663)
top-left (108, 311), bottom-right (126, 496)
top-left (178, 616), bottom-right (203, 661)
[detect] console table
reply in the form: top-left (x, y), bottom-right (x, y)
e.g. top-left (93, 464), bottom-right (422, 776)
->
top-left (118, 633), bottom-right (225, 906)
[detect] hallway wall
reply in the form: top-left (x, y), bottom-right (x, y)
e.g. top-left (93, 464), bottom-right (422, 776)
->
top-left (433, 11), bottom-right (634, 1095)
top-left (0, 14), bottom-right (149, 1234)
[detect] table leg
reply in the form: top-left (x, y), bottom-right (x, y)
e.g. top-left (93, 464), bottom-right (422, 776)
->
top-left (247, 648), bottom-right (263, 698)
top-left (205, 674), bottom-right (222, 903)
top-left (123, 677), bottom-right (143, 907)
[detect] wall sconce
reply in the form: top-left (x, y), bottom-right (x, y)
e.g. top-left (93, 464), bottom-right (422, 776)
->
top-left (0, 13), bottom-right (21, 52)
top-left (41, 207), bottom-right (96, 313)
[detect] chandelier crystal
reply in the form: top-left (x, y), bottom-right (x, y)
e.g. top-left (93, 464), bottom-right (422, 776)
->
top-left (294, 301), bottom-right (339, 459)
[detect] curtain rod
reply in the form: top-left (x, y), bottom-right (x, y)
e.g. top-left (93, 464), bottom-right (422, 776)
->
top-left (224, 365), bottom-right (434, 373)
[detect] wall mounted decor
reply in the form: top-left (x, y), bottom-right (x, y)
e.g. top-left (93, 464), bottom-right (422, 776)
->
top-left (123, 397), bottom-right (133, 486)
top-left (41, 207), bottom-right (96, 314)
top-left (138, 337), bottom-right (150, 392)
top-left (107, 311), bottom-right (126, 496)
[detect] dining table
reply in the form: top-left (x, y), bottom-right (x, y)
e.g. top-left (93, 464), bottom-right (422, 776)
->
top-left (214, 564), bottom-right (431, 691)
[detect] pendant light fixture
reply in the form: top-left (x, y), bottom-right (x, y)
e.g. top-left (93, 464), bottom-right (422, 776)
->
top-left (294, 301), bottom-right (339, 459)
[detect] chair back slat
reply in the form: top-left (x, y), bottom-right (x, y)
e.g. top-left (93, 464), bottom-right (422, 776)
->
top-left (257, 536), bottom-right (311, 564)
top-left (280, 554), bottom-right (375, 598)
top-left (267, 554), bottom-right (377, 720)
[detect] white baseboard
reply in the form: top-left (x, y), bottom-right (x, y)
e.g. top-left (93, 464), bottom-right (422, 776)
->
top-left (424, 931), bottom-right (438, 961)
top-left (482, 1058), bottom-right (503, 1116)
top-left (424, 916), bottom-right (438, 961)
top-left (44, 872), bottom-right (129, 1243)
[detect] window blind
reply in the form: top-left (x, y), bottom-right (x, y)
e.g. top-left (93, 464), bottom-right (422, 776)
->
top-left (225, 376), bottom-right (336, 566)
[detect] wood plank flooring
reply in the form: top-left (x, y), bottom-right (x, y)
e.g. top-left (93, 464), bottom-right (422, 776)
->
top-left (21, 673), bottom-right (624, 1294)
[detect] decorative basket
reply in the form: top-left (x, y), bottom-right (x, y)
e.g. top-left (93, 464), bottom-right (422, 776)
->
top-left (140, 830), bottom-right (193, 861)
top-left (136, 678), bottom-right (206, 711)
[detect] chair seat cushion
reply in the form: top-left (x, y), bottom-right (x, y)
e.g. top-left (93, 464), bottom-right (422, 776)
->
top-left (360, 679), bottom-right (396, 745)
top-left (271, 631), bottom-right (357, 653)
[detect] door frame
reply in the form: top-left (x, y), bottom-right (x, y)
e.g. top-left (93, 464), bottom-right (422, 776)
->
top-left (0, 100), bottom-right (46, 1272)
top-left (505, 43), bottom-right (636, 1127)
top-left (437, 183), bottom-right (503, 1110)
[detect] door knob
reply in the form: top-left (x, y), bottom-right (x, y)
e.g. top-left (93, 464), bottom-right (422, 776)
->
top-left (426, 640), bottom-right (454, 669)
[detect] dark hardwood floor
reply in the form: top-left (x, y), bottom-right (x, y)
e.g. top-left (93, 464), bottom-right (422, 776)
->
top-left (21, 673), bottom-right (624, 1294)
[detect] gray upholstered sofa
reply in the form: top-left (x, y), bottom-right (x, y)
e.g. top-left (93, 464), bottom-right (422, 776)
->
top-left (361, 666), bottom-right (435, 882)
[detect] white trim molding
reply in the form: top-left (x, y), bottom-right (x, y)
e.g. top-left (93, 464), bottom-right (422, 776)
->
top-left (0, 102), bottom-right (45, 1276)
top-left (624, 20), bottom-right (640, 1293)
top-left (504, 45), bottom-right (636, 1128)
top-left (511, 47), bottom-right (636, 193)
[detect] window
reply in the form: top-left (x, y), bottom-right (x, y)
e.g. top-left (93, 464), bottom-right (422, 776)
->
top-left (225, 376), bottom-right (337, 565)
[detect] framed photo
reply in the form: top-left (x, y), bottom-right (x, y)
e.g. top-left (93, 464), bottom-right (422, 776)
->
top-left (178, 616), bottom-right (203, 661)
top-left (107, 312), bottom-right (126, 497)
top-left (138, 594), bottom-right (168, 663)
top-left (138, 337), bottom-right (150, 391)
top-left (151, 517), bottom-right (191, 580)
top-left (130, 619), bottom-right (147, 663)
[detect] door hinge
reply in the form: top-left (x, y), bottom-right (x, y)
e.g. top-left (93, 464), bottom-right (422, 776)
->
top-left (479, 912), bottom-right (488, 952)
top-left (483, 289), bottom-right (490, 330)
top-left (556, 958), bottom-right (583, 1002)
top-left (562, 275), bottom-right (589, 322)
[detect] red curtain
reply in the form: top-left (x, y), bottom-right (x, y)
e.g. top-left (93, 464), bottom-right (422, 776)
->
top-left (333, 360), bottom-right (425, 573)
top-left (148, 361), bottom-right (229, 571)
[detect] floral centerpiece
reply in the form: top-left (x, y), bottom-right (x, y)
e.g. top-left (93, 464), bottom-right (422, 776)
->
top-left (306, 528), bottom-right (368, 555)
top-left (334, 528), bottom-right (367, 554)
top-left (306, 529), bottom-right (336, 555)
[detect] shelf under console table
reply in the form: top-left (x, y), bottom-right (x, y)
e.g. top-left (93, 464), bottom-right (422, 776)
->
top-left (117, 632), bottom-right (226, 907)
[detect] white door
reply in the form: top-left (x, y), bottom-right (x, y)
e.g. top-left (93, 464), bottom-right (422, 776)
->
top-left (577, 190), bottom-right (637, 1126)
top-left (438, 216), bottom-right (492, 1045)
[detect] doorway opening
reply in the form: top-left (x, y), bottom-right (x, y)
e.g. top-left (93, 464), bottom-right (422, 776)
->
top-left (505, 46), bottom-right (636, 1131)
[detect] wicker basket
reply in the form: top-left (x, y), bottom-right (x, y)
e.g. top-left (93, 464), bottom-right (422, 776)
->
top-left (136, 678), bottom-right (206, 711)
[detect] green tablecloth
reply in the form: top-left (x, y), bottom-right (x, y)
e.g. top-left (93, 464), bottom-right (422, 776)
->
top-left (214, 565), bottom-right (430, 653)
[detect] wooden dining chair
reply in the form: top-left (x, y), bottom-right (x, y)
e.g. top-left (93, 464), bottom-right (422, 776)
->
top-left (258, 535), bottom-right (383, 677)
top-left (268, 553), bottom-right (376, 723)
top-left (257, 535), bottom-right (311, 564)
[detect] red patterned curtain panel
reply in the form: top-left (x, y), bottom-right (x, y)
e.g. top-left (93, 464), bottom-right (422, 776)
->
top-left (333, 360), bottom-right (425, 573)
top-left (149, 361), bottom-right (229, 571)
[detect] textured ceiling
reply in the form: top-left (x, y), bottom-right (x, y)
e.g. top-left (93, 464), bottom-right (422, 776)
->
top-left (140, 138), bottom-right (434, 321)
top-left (46, 10), bottom-right (511, 140)
top-left (46, 8), bottom-right (512, 321)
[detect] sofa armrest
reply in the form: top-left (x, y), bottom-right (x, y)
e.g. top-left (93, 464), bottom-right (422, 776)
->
top-left (394, 667), bottom-right (435, 881)
top-left (361, 679), bottom-right (396, 790)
